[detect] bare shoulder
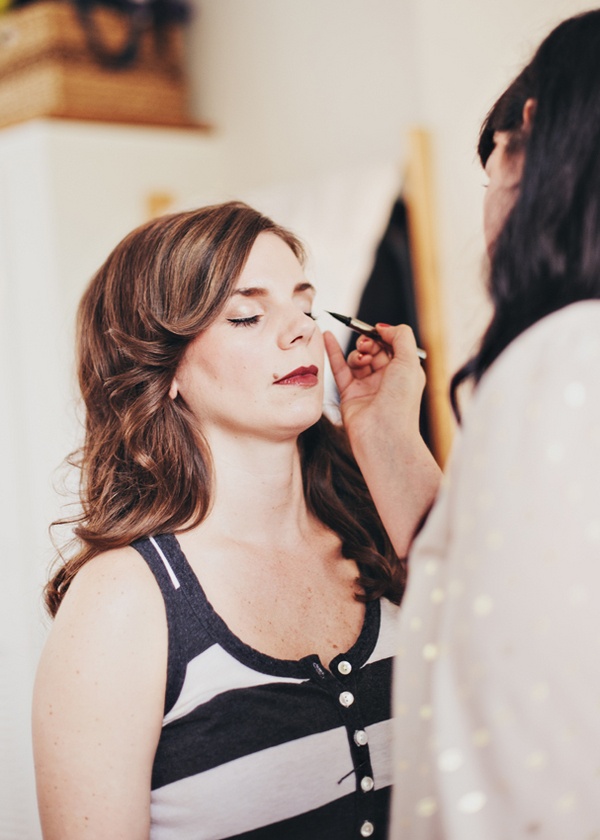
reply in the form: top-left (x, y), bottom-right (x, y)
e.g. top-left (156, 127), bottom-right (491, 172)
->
top-left (55, 544), bottom-right (165, 631)
top-left (38, 544), bottom-right (168, 705)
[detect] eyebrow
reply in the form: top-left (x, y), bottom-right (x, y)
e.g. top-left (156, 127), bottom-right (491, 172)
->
top-left (233, 282), bottom-right (316, 298)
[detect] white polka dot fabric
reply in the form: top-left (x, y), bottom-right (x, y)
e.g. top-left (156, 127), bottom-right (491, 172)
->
top-left (390, 301), bottom-right (600, 839)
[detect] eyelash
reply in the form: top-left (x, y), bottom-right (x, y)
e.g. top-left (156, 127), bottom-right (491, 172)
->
top-left (228, 315), bottom-right (261, 327)
top-left (228, 312), bottom-right (317, 327)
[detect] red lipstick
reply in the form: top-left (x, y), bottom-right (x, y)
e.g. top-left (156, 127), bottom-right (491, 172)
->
top-left (274, 365), bottom-right (319, 386)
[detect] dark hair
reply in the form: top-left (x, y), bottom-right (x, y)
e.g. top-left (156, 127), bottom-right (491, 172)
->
top-left (47, 201), bottom-right (402, 615)
top-left (451, 10), bottom-right (600, 417)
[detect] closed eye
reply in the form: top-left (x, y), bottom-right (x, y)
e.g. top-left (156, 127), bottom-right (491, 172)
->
top-left (228, 315), bottom-right (262, 327)
top-left (305, 312), bottom-right (317, 320)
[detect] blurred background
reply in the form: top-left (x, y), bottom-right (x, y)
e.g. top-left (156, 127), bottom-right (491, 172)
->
top-left (1, 0), bottom-right (596, 836)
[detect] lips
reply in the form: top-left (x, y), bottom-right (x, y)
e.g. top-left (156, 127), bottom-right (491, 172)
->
top-left (274, 365), bottom-right (319, 386)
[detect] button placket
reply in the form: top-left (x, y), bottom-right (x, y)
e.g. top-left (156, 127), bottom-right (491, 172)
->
top-left (334, 675), bottom-right (377, 837)
top-left (311, 654), bottom-right (377, 836)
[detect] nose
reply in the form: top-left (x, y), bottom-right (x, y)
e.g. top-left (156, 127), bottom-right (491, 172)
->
top-left (278, 306), bottom-right (317, 348)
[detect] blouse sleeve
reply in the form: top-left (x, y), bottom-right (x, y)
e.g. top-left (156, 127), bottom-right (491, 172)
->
top-left (390, 302), bottom-right (600, 840)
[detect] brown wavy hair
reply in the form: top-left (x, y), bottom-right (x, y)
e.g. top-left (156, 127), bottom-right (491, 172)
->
top-left (46, 201), bottom-right (403, 616)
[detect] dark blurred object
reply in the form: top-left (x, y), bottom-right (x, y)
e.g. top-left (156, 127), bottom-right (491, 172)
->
top-left (0, 0), bottom-right (193, 128)
top-left (346, 197), bottom-right (433, 451)
top-left (9, 0), bottom-right (191, 69)
top-left (77, 0), bottom-right (191, 70)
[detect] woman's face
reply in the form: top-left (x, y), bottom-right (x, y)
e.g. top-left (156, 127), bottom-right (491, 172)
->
top-left (483, 130), bottom-right (525, 254)
top-left (173, 231), bottom-right (324, 443)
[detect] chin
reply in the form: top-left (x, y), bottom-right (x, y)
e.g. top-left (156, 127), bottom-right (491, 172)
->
top-left (280, 406), bottom-right (324, 440)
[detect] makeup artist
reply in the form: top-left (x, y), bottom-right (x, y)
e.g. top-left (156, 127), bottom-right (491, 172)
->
top-left (325, 10), bottom-right (600, 838)
top-left (32, 201), bottom-right (439, 840)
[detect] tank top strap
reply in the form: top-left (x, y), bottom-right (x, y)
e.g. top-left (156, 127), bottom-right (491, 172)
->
top-left (132, 533), bottom-right (211, 715)
top-left (132, 534), bottom-right (181, 593)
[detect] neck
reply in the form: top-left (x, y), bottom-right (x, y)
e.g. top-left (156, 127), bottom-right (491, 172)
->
top-left (200, 430), bottom-right (314, 547)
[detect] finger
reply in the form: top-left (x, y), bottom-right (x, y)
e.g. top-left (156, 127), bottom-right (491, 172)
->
top-left (357, 334), bottom-right (392, 361)
top-left (347, 351), bottom-right (375, 379)
top-left (375, 323), bottom-right (420, 362)
top-left (356, 334), bottom-right (380, 356)
top-left (348, 348), bottom-right (379, 380)
top-left (351, 339), bottom-right (392, 373)
top-left (323, 331), bottom-right (353, 392)
top-left (351, 365), bottom-right (375, 380)
top-left (369, 350), bottom-right (393, 372)
top-left (347, 349), bottom-right (373, 369)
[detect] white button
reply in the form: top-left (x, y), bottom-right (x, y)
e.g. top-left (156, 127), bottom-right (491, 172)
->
top-left (354, 729), bottom-right (368, 746)
top-left (338, 660), bottom-right (352, 675)
top-left (360, 820), bottom-right (374, 837)
top-left (339, 691), bottom-right (355, 707)
top-left (361, 776), bottom-right (374, 792)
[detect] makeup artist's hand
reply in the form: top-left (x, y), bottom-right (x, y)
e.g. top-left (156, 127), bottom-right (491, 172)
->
top-left (324, 324), bottom-right (441, 556)
top-left (345, 333), bottom-right (392, 378)
top-left (324, 323), bottom-right (424, 434)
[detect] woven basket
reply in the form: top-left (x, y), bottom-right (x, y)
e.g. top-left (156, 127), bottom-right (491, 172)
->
top-left (0, 0), bottom-right (189, 128)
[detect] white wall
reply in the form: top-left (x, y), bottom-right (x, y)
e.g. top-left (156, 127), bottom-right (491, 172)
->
top-left (187, 0), bottom-right (419, 191)
top-left (185, 0), bottom-right (600, 373)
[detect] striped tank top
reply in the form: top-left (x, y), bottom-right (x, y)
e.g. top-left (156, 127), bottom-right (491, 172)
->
top-left (132, 533), bottom-right (399, 840)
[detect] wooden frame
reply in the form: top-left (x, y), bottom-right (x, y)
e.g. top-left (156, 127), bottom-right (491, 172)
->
top-left (404, 127), bottom-right (454, 466)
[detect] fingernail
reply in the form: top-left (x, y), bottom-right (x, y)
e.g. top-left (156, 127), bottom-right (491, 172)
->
top-left (376, 323), bottom-right (391, 328)
top-left (356, 352), bottom-right (364, 360)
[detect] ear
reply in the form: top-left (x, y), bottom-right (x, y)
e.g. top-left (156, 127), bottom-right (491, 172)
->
top-left (522, 98), bottom-right (536, 132)
top-left (169, 378), bottom-right (179, 400)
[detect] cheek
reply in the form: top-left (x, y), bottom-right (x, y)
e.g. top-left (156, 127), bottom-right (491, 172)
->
top-left (483, 187), bottom-right (497, 253)
top-left (483, 147), bottom-right (525, 254)
top-left (483, 182), bottom-right (517, 254)
top-left (176, 344), bottom-right (238, 405)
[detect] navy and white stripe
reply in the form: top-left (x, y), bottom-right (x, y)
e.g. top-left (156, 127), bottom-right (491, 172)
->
top-left (133, 534), bottom-right (399, 840)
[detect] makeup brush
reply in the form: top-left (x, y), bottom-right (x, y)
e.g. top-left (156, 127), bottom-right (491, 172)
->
top-left (326, 311), bottom-right (427, 360)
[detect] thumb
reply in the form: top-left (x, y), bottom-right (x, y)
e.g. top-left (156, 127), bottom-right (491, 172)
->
top-left (375, 323), bottom-right (420, 361)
